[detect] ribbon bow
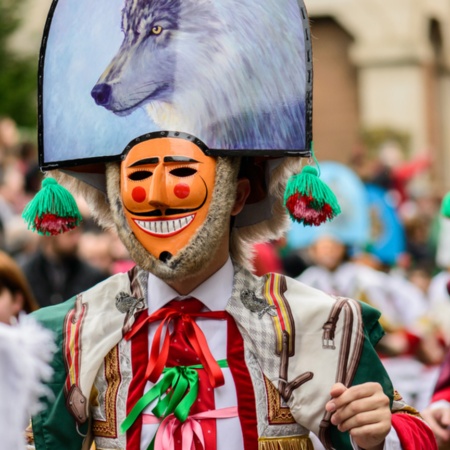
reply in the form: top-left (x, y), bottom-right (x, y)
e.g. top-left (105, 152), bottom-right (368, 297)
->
top-left (143, 407), bottom-right (238, 450)
top-left (125, 305), bottom-right (227, 388)
top-left (120, 360), bottom-right (228, 435)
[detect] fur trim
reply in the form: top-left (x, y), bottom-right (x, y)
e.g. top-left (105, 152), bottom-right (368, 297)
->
top-left (50, 169), bottom-right (115, 230)
top-left (230, 157), bottom-right (300, 268)
top-left (106, 157), bottom-right (241, 281)
top-left (50, 157), bottom-right (300, 275)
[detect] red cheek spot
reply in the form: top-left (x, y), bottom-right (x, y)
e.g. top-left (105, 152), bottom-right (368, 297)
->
top-left (132, 186), bottom-right (147, 203)
top-left (174, 183), bottom-right (190, 199)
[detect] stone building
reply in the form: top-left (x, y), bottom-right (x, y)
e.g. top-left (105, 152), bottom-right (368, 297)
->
top-left (308, 0), bottom-right (450, 192)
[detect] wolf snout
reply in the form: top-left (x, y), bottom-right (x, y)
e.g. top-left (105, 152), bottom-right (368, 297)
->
top-left (91, 83), bottom-right (112, 106)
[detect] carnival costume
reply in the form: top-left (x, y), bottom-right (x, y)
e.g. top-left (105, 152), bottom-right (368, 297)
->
top-left (25, 0), bottom-right (436, 449)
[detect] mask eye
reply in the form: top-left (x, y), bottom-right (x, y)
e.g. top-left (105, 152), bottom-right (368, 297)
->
top-left (128, 170), bottom-right (153, 181)
top-left (151, 25), bottom-right (163, 35)
top-left (170, 167), bottom-right (197, 177)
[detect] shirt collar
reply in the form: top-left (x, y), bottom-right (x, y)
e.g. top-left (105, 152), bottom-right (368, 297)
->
top-left (147, 258), bottom-right (234, 313)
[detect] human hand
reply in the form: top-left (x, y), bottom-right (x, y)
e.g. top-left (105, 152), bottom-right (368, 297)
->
top-left (325, 382), bottom-right (391, 450)
top-left (421, 405), bottom-right (450, 444)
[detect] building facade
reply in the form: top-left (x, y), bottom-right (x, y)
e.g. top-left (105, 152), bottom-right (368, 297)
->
top-left (307, 0), bottom-right (450, 192)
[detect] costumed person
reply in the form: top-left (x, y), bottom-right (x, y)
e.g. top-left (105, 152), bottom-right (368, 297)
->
top-left (20, 224), bottom-right (109, 307)
top-left (291, 162), bottom-right (443, 411)
top-left (0, 249), bottom-right (39, 324)
top-left (428, 204), bottom-right (450, 347)
top-left (0, 314), bottom-right (55, 450)
top-left (422, 349), bottom-right (450, 449)
top-left (25, 0), bottom-right (437, 449)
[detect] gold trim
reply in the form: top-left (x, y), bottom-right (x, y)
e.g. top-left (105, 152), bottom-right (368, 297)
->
top-left (264, 375), bottom-right (296, 425)
top-left (259, 435), bottom-right (313, 450)
top-left (25, 421), bottom-right (34, 444)
top-left (393, 407), bottom-right (422, 418)
top-left (92, 346), bottom-right (121, 438)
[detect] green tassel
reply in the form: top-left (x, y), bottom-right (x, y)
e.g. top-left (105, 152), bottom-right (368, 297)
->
top-left (441, 192), bottom-right (450, 218)
top-left (22, 177), bottom-right (82, 235)
top-left (284, 166), bottom-right (341, 226)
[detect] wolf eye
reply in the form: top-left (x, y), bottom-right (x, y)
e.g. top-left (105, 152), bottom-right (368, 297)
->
top-left (151, 25), bottom-right (163, 35)
top-left (170, 168), bottom-right (197, 177)
top-left (128, 170), bottom-right (153, 181)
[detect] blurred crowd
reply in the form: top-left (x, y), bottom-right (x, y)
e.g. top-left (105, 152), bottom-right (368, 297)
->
top-left (0, 116), bottom-right (135, 311)
top-left (1, 115), bottom-right (450, 448)
top-left (252, 142), bottom-right (450, 418)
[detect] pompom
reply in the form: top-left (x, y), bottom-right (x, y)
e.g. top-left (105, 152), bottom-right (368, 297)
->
top-left (22, 177), bottom-right (82, 235)
top-left (441, 191), bottom-right (450, 218)
top-left (284, 166), bottom-right (341, 226)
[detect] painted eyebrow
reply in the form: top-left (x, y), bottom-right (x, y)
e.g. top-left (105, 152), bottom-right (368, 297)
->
top-left (164, 156), bottom-right (199, 163)
top-left (128, 157), bottom-right (160, 167)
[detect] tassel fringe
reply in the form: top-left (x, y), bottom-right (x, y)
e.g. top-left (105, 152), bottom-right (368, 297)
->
top-left (22, 177), bottom-right (82, 235)
top-left (284, 165), bottom-right (341, 226)
top-left (441, 192), bottom-right (450, 218)
top-left (258, 436), bottom-right (314, 450)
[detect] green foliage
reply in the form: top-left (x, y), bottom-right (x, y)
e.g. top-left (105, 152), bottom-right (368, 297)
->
top-left (0, 0), bottom-right (38, 129)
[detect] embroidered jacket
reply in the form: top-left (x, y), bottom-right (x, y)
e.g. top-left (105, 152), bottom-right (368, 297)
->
top-left (30, 264), bottom-right (433, 450)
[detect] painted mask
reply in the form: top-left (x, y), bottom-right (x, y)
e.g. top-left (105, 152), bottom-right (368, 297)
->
top-left (120, 136), bottom-right (216, 261)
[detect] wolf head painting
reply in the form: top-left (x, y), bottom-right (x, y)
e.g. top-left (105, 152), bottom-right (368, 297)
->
top-left (91, 0), bottom-right (308, 151)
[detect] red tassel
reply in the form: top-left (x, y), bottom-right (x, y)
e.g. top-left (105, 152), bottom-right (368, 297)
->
top-left (34, 214), bottom-right (80, 236)
top-left (285, 193), bottom-right (335, 226)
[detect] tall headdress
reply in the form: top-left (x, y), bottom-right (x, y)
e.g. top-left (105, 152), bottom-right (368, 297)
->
top-left (24, 0), bottom-right (339, 248)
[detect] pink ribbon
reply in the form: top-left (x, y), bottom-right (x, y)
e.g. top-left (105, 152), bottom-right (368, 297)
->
top-left (143, 407), bottom-right (238, 450)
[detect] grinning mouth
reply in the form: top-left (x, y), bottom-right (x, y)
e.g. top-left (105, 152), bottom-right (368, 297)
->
top-left (134, 214), bottom-right (194, 237)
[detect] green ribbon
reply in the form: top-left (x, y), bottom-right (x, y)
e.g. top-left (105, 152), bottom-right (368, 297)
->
top-left (120, 359), bottom-right (228, 435)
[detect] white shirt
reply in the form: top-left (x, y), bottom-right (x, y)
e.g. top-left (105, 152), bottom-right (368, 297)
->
top-left (140, 258), bottom-right (402, 449)
top-left (140, 258), bottom-right (243, 450)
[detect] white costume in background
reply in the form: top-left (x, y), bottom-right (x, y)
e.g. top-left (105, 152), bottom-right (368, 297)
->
top-left (0, 315), bottom-right (55, 450)
top-left (297, 261), bottom-right (435, 409)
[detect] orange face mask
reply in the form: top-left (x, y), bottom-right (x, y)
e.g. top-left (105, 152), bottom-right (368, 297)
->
top-left (120, 137), bottom-right (217, 261)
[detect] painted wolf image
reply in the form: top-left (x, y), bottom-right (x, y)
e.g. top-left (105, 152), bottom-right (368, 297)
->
top-left (91, 0), bottom-right (308, 151)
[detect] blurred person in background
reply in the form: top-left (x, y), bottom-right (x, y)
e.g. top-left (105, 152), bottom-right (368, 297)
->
top-left (77, 227), bottom-right (115, 276)
top-left (298, 234), bottom-right (444, 411)
top-left (422, 350), bottom-right (450, 450)
top-left (0, 249), bottom-right (39, 324)
top-left (21, 225), bottom-right (109, 307)
top-left (0, 209), bottom-right (55, 449)
top-left (428, 216), bottom-right (450, 348)
top-left (288, 161), bottom-right (444, 410)
top-left (3, 215), bottom-right (40, 265)
top-left (0, 116), bottom-right (20, 165)
top-left (0, 157), bottom-right (29, 226)
top-left (108, 228), bottom-right (135, 274)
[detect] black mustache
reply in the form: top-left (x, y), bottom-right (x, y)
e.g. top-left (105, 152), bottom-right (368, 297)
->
top-left (125, 206), bottom-right (202, 217)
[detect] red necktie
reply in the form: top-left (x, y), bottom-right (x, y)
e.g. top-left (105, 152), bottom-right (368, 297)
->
top-left (125, 298), bottom-right (227, 450)
top-left (125, 298), bottom-right (227, 388)
top-left (166, 298), bottom-right (217, 450)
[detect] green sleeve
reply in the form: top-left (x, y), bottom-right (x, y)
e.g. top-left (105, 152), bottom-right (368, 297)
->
top-left (31, 298), bottom-right (89, 450)
top-left (329, 301), bottom-right (394, 449)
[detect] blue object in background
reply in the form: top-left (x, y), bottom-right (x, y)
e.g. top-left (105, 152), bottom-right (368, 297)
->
top-left (287, 162), bottom-right (371, 251)
top-left (365, 183), bottom-right (406, 266)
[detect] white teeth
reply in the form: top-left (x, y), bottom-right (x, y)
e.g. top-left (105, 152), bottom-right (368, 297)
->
top-left (135, 215), bottom-right (195, 235)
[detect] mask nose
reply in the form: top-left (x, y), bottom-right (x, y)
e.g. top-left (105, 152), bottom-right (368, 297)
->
top-left (148, 164), bottom-right (169, 210)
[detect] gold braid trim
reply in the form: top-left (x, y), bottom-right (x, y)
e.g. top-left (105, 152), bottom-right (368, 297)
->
top-left (258, 435), bottom-right (314, 450)
top-left (393, 407), bottom-right (422, 418)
